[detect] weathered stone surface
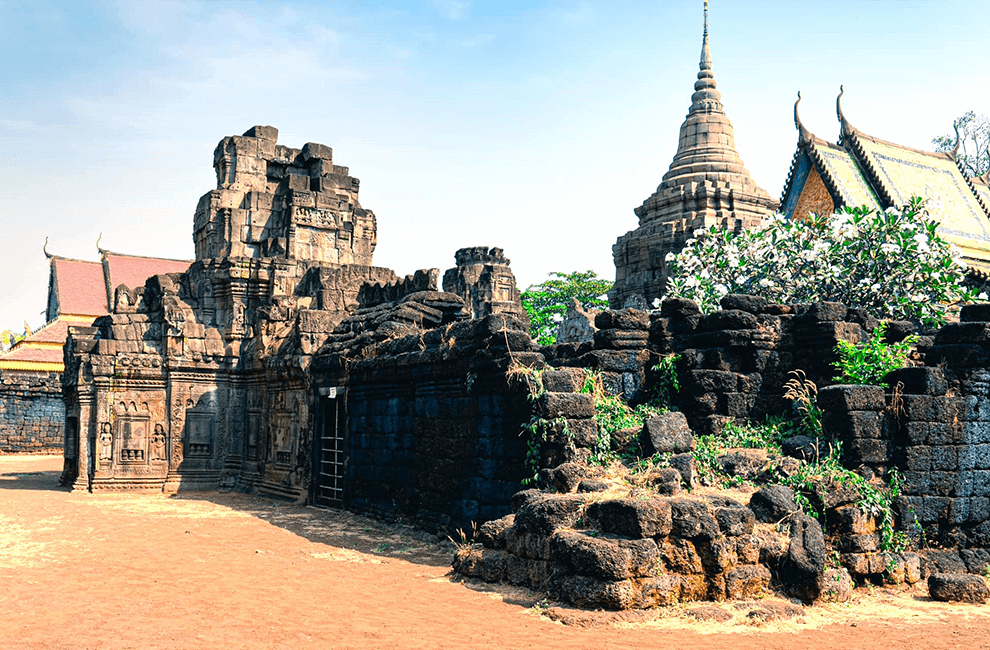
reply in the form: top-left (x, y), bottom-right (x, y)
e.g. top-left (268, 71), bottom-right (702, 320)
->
top-left (886, 367), bottom-right (948, 396)
top-left (541, 367), bottom-right (587, 393)
top-left (928, 573), bottom-right (990, 604)
top-left (669, 499), bottom-right (719, 539)
top-left (476, 515), bottom-right (514, 549)
top-left (537, 392), bottom-right (595, 419)
top-left (550, 530), bottom-right (659, 581)
top-left (724, 565), bottom-right (771, 599)
top-left (779, 513), bottom-right (827, 602)
top-left (713, 502), bottom-right (756, 537)
top-left (0, 371), bottom-right (64, 454)
top-left (504, 527), bottom-right (552, 561)
top-left (645, 412), bottom-right (695, 454)
top-left (744, 601), bottom-right (805, 623)
top-left (646, 467), bottom-right (683, 496)
top-left (453, 546), bottom-right (508, 582)
top-left (594, 309), bottom-right (650, 332)
top-left (577, 479), bottom-right (612, 493)
top-left (817, 384), bottom-right (885, 412)
top-left (748, 485), bottom-right (799, 524)
top-left (716, 450), bottom-right (765, 480)
top-left (543, 462), bottom-right (591, 494)
top-left (660, 298), bottom-right (701, 318)
top-left (550, 574), bottom-right (639, 610)
top-left (659, 537), bottom-right (705, 574)
top-left (669, 453), bottom-right (696, 488)
top-left (556, 299), bottom-right (599, 344)
top-left (884, 552), bottom-right (923, 585)
top-left (513, 494), bottom-right (588, 536)
top-left (585, 498), bottom-right (673, 538)
top-left (781, 435), bottom-right (822, 461)
top-left (719, 294), bottom-right (768, 314)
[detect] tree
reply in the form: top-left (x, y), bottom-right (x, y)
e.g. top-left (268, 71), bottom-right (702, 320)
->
top-left (933, 111), bottom-right (990, 178)
top-left (663, 198), bottom-right (975, 327)
top-left (521, 271), bottom-right (613, 346)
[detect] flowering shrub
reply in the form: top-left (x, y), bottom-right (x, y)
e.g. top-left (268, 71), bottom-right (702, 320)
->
top-left (663, 198), bottom-right (978, 326)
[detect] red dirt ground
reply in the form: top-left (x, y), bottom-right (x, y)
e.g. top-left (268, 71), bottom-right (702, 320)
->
top-left (2, 455), bottom-right (989, 650)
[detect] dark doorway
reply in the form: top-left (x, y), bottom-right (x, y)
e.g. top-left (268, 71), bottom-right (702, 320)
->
top-left (313, 391), bottom-right (346, 508)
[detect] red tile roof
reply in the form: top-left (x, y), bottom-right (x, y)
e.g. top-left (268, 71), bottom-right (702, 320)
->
top-left (0, 345), bottom-right (63, 364)
top-left (22, 319), bottom-right (72, 344)
top-left (53, 259), bottom-right (108, 316)
top-left (104, 253), bottom-right (192, 296)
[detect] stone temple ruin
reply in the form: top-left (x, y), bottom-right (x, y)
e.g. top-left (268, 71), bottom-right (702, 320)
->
top-left (40, 4), bottom-right (990, 611)
top-left (61, 125), bottom-right (530, 523)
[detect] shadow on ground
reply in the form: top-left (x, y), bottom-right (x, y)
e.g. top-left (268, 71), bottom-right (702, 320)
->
top-left (172, 490), bottom-right (458, 569)
top-left (0, 469), bottom-right (67, 491)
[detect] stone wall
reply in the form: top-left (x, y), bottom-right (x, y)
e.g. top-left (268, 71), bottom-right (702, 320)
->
top-left (335, 318), bottom-right (534, 533)
top-left (0, 370), bottom-right (64, 454)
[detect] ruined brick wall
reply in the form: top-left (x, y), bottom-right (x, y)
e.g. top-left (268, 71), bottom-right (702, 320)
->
top-left (540, 297), bottom-right (990, 549)
top-left (0, 371), bottom-right (64, 453)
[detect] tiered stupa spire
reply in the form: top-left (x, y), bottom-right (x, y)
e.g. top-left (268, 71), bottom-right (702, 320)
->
top-left (610, 2), bottom-right (778, 308)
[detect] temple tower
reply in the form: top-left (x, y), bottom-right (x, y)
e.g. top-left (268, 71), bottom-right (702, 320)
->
top-left (610, 3), bottom-right (778, 308)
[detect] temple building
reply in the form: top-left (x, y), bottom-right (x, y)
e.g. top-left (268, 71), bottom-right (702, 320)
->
top-left (1, 247), bottom-right (190, 375)
top-left (0, 247), bottom-right (189, 453)
top-left (780, 88), bottom-right (990, 274)
top-left (59, 125), bottom-right (531, 530)
top-left (610, 3), bottom-right (778, 308)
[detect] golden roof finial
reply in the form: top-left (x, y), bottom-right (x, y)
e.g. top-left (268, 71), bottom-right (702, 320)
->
top-left (837, 85), bottom-right (857, 141)
top-left (794, 91), bottom-right (813, 145)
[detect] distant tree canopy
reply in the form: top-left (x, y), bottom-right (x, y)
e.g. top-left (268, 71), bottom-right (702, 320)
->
top-left (521, 271), bottom-right (612, 346)
top-left (933, 111), bottom-right (990, 178)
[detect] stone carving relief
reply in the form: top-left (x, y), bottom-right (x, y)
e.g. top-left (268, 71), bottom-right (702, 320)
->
top-left (183, 394), bottom-right (216, 459)
top-left (99, 423), bottom-right (113, 462)
top-left (115, 402), bottom-right (150, 463)
top-left (150, 424), bottom-right (167, 462)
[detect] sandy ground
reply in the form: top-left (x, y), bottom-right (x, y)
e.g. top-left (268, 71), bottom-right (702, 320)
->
top-left (2, 456), bottom-right (990, 650)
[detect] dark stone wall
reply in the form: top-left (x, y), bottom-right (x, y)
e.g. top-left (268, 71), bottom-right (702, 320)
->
top-left (0, 370), bottom-right (64, 453)
top-left (325, 316), bottom-right (537, 535)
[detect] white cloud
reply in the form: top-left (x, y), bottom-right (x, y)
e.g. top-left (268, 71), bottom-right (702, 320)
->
top-left (432, 0), bottom-right (470, 21)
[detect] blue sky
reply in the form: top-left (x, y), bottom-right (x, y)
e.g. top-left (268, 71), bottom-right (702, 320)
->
top-left (1, 0), bottom-right (988, 331)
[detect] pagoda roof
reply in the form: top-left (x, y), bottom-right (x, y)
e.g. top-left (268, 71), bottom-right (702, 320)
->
top-left (51, 257), bottom-right (108, 317)
top-left (103, 251), bottom-right (192, 300)
top-left (780, 88), bottom-right (990, 272)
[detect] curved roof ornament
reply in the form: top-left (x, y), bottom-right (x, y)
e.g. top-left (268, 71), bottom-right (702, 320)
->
top-left (836, 85), bottom-right (857, 141)
top-left (96, 232), bottom-right (107, 255)
top-left (43, 236), bottom-right (52, 259)
top-left (949, 121), bottom-right (962, 160)
top-left (794, 91), bottom-right (813, 145)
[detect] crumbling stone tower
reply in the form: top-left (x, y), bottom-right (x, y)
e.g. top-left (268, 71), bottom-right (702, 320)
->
top-left (195, 125), bottom-right (376, 265)
top-left (610, 4), bottom-right (778, 308)
top-left (442, 247), bottom-right (526, 321)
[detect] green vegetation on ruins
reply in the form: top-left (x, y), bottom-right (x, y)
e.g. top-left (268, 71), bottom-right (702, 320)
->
top-left (520, 271), bottom-right (612, 346)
